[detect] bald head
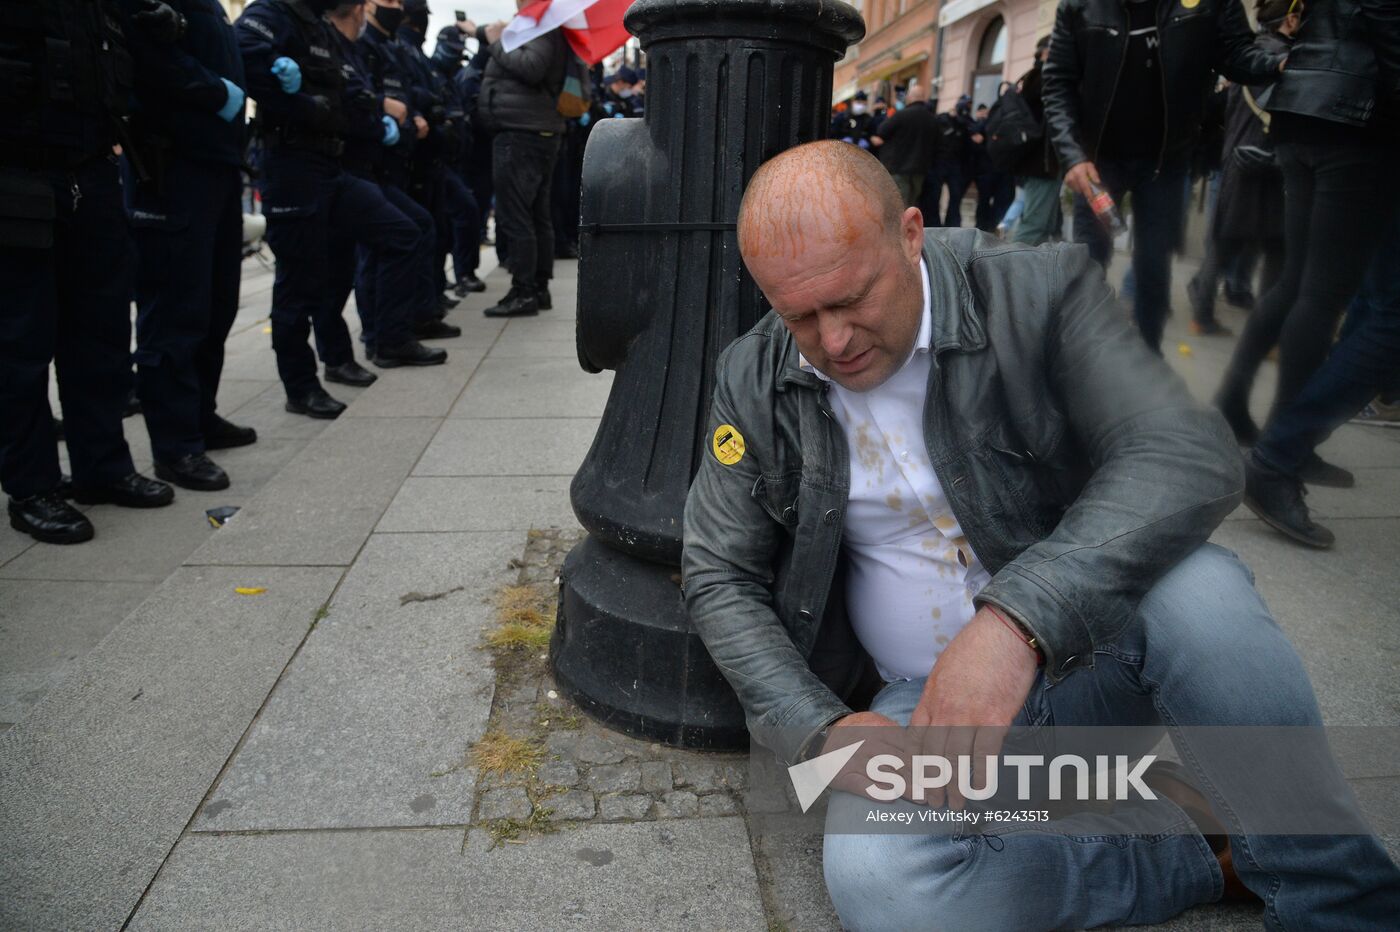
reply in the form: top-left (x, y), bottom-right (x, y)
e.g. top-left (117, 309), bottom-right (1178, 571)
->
top-left (736, 140), bottom-right (926, 393)
top-left (737, 140), bottom-right (905, 262)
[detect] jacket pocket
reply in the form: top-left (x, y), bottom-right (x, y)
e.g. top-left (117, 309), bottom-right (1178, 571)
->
top-left (752, 473), bottom-right (801, 528)
top-left (0, 169), bottom-right (55, 249)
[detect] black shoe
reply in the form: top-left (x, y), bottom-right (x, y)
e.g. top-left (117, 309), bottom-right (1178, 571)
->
top-left (204, 414), bottom-right (258, 450)
top-left (154, 453), bottom-right (230, 492)
top-left (70, 472), bottom-right (175, 508)
top-left (1244, 455), bottom-right (1335, 548)
top-left (484, 287), bottom-right (540, 318)
top-left (124, 389), bottom-right (141, 418)
top-left (8, 492), bottom-right (94, 544)
top-left (373, 339), bottom-right (448, 368)
top-left (439, 293), bottom-right (460, 312)
top-left (536, 285), bottom-right (553, 311)
top-left (557, 242), bottom-right (579, 259)
top-left (325, 360), bottom-right (379, 387)
top-left (285, 388), bottom-right (347, 419)
top-left (414, 319), bottom-right (462, 340)
top-left (1299, 452), bottom-right (1355, 489)
top-left (454, 275), bottom-right (486, 295)
top-left (1223, 284), bottom-right (1255, 310)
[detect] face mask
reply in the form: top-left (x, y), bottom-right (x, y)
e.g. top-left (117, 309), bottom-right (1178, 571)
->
top-left (372, 4), bottom-right (403, 33)
top-left (618, 88), bottom-right (633, 98)
top-left (852, 102), bottom-right (867, 114)
top-left (894, 100), bottom-right (906, 111)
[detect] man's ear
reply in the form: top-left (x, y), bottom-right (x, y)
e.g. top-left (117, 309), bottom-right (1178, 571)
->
top-left (901, 206), bottom-right (924, 263)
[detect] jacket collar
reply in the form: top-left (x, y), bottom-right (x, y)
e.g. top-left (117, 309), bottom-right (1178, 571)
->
top-left (776, 230), bottom-right (987, 392)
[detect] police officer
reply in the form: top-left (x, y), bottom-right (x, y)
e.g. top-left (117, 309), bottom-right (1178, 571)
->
top-left (430, 22), bottom-right (485, 296)
top-left (124, 0), bottom-right (257, 493)
top-left (236, 0), bottom-right (445, 420)
top-left (359, 0), bottom-right (453, 342)
top-left (1, 0), bottom-right (177, 544)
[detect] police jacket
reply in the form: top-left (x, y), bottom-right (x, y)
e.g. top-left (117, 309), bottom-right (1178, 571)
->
top-left (124, 0), bottom-right (245, 166)
top-left (1, 0), bottom-right (133, 166)
top-left (334, 28), bottom-right (390, 179)
top-left (1267, 0), bottom-right (1400, 136)
top-left (1043, 0), bottom-right (1286, 172)
top-left (359, 21), bottom-right (419, 180)
top-left (235, 0), bottom-right (346, 149)
top-left (681, 229), bottom-right (1242, 765)
top-left (873, 102), bottom-right (938, 175)
top-left (478, 30), bottom-right (568, 134)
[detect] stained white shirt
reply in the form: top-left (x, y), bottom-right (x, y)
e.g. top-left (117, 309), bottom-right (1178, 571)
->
top-left (800, 260), bottom-right (991, 681)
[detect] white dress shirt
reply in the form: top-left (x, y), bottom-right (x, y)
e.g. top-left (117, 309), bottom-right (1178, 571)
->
top-left (800, 260), bottom-right (991, 681)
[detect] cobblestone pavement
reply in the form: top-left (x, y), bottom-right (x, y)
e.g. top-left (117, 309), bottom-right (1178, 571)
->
top-left (0, 244), bottom-right (1396, 931)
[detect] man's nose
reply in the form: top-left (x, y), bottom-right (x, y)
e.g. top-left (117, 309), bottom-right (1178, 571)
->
top-left (818, 314), bottom-right (853, 359)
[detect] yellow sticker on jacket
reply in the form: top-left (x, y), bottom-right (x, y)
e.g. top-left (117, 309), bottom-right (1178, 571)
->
top-left (712, 424), bottom-right (746, 466)
top-left (1181, 0), bottom-right (1200, 8)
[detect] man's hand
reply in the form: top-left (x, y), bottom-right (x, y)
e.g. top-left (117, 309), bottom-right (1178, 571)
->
top-left (413, 114), bottom-right (429, 139)
top-left (907, 606), bottom-right (1039, 810)
top-left (820, 711), bottom-right (910, 801)
top-left (270, 57), bottom-right (302, 95)
top-left (869, 135), bottom-right (884, 147)
top-left (1063, 160), bottom-right (1101, 199)
top-left (971, 132), bottom-right (985, 144)
top-left (384, 96), bottom-right (409, 125)
top-left (484, 21), bottom-right (506, 44)
top-left (457, 17), bottom-right (478, 34)
top-left (132, 0), bottom-right (186, 44)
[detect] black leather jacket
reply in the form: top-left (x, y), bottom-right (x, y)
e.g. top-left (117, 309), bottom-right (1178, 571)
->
top-left (682, 229), bottom-right (1243, 765)
top-left (1043, 0), bottom-right (1286, 171)
top-left (1268, 0), bottom-right (1400, 132)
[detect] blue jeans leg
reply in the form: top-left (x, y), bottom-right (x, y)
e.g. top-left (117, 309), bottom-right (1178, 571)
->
top-left (823, 544), bottom-right (1400, 931)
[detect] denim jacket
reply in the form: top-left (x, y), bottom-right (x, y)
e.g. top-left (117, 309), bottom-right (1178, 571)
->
top-left (681, 229), bottom-right (1243, 765)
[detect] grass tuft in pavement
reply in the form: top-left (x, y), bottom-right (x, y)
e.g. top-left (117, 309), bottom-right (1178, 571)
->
top-left (472, 730), bottom-right (543, 778)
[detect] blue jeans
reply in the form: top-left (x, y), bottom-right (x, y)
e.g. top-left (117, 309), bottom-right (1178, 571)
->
top-left (1254, 192), bottom-right (1400, 475)
top-left (823, 544), bottom-right (1400, 931)
top-left (1072, 158), bottom-right (1186, 352)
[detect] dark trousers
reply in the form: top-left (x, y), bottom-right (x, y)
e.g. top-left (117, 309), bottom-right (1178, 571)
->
top-left (130, 158), bottom-right (242, 462)
top-left (551, 123), bottom-right (584, 252)
top-left (1219, 141), bottom-right (1390, 425)
top-left (264, 166), bottom-right (421, 395)
top-left (920, 159), bottom-right (965, 228)
top-left (492, 130), bottom-right (560, 290)
top-left (468, 128), bottom-right (494, 241)
top-left (1073, 158), bottom-right (1187, 352)
top-left (443, 168), bottom-right (480, 283)
top-left (410, 164), bottom-right (448, 297)
top-left (974, 170), bottom-right (1015, 232)
top-left (0, 157), bottom-right (135, 497)
top-left (1191, 235), bottom-right (1284, 325)
top-left (1255, 191), bottom-right (1400, 475)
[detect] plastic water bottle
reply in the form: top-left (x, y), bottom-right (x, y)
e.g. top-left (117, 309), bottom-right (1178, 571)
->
top-left (1087, 180), bottom-right (1128, 237)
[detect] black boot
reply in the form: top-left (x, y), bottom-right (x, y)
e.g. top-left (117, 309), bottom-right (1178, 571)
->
top-left (70, 472), bottom-right (175, 508)
top-left (373, 339), bottom-right (448, 368)
top-left (414, 319), bottom-right (462, 340)
top-left (454, 274), bottom-right (486, 295)
top-left (484, 286), bottom-right (540, 318)
top-left (1244, 454), bottom-right (1335, 548)
top-left (155, 453), bottom-right (230, 492)
top-left (285, 387), bottom-right (347, 420)
top-left (8, 492), bottom-right (94, 544)
top-left (204, 414), bottom-right (258, 450)
top-left (325, 360), bottom-right (379, 387)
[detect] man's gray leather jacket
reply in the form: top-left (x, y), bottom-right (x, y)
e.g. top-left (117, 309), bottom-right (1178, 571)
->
top-left (681, 229), bottom-right (1243, 765)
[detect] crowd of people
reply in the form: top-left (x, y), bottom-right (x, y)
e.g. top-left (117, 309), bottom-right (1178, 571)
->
top-left (830, 0), bottom-right (1397, 551)
top-left (2, 0), bottom-right (644, 547)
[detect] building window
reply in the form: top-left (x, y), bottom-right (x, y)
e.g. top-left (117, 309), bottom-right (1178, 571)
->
top-left (977, 15), bottom-right (1008, 71)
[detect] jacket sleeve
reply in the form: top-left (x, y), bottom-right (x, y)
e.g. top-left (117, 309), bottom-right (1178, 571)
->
top-left (488, 33), bottom-right (555, 87)
top-left (974, 245), bottom-right (1244, 682)
top-left (234, 10), bottom-right (324, 127)
top-left (1041, 0), bottom-right (1089, 170)
top-left (682, 342), bottom-right (852, 766)
top-left (1359, 0), bottom-right (1400, 100)
top-left (1212, 0), bottom-right (1287, 85)
top-left (120, 0), bottom-right (229, 112)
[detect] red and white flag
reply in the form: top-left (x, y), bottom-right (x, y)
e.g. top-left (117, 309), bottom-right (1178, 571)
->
top-left (501, 0), bottom-right (633, 66)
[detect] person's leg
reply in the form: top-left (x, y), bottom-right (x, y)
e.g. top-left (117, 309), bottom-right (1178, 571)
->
top-left (0, 175), bottom-right (62, 499)
top-left (1266, 143), bottom-right (1389, 425)
top-left (943, 164), bottom-right (967, 229)
top-left (381, 182), bottom-right (437, 326)
top-left (492, 131), bottom-right (544, 292)
top-left (1216, 143), bottom-right (1313, 441)
top-left (1012, 176), bottom-right (1060, 247)
top-left (335, 174), bottom-right (422, 350)
top-left (131, 157), bottom-right (218, 463)
top-left (445, 170), bottom-right (480, 281)
top-left (1126, 163), bottom-right (1187, 352)
top-left (530, 134), bottom-right (562, 289)
top-left (916, 166), bottom-right (940, 217)
top-left (896, 173), bottom-right (918, 210)
top-left (263, 175), bottom-right (330, 399)
top-left (197, 164), bottom-right (246, 434)
top-left (314, 232), bottom-right (358, 368)
top-left (52, 158), bottom-right (137, 486)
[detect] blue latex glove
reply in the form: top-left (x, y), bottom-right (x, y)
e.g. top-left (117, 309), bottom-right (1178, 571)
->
top-left (578, 111), bottom-right (590, 127)
top-left (381, 114), bottom-right (400, 146)
top-left (270, 57), bottom-right (301, 94)
top-left (216, 78), bottom-right (244, 123)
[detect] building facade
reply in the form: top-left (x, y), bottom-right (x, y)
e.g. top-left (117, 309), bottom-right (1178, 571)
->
top-left (835, 0), bottom-right (1058, 113)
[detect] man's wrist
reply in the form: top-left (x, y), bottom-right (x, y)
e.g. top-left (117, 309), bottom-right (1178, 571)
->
top-left (985, 605), bottom-right (1045, 665)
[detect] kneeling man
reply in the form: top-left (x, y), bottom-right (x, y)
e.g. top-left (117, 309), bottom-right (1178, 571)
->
top-left (682, 141), bottom-right (1399, 930)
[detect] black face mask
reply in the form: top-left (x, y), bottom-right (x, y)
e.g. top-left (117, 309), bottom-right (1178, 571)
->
top-left (305, 0), bottom-right (338, 13)
top-left (372, 4), bottom-right (403, 33)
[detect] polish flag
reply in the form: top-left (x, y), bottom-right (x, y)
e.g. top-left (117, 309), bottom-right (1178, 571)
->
top-left (501, 0), bottom-right (634, 66)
